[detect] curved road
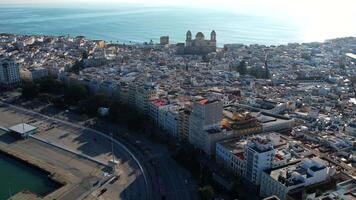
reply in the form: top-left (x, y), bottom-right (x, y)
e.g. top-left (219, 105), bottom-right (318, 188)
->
top-left (0, 100), bottom-right (152, 200)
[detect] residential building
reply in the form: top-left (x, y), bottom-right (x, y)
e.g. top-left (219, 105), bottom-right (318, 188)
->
top-left (260, 157), bottom-right (332, 200)
top-left (304, 178), bottom-right (355, 200)
top-left (135, 83), bottom-right (155, 113)
top-left (0, 58), bottom-right (21, 88)
top-left (346, 120), bottom-right (356, 136)
top-left (20, 66), bottom-right (49, 81)
top-left (244, 136), bottom-right (275, 185)
top-left (178, 109), bottom-right (191, 142)
top-left (189, 98), bottom-right (223, 153)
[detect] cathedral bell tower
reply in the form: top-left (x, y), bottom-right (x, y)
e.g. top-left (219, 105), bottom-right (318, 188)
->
top-left (186, 30), bottom-right (192, 46)
top-left (210, 30), bottom-right (216, 41)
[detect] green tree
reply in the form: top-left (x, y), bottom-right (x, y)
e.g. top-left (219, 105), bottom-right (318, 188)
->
top-left (21, 82), bottom-right (39, 99)
top-left (81, 93), bottom-right (109, 116)
top-left (248, 66), bottom-right (269, 79)
top-left (301, 52), bottom-right (311, 60)
top-left (38, 76), bottom-right (64, 94)
top-left (198, 185), bottom-right (214, 200)
top-left (108, 101), bottom-right (122, 122)
top-left (237, 60), bottom-right (247, 75)
top-left (351, 76), bottom-right (356, 85)
top-left (64, 84), bottom-right (88, 105)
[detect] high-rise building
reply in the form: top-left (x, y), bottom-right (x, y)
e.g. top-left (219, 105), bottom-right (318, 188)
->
top-left (178, 108), bottom-right (191, 142)
top-left (0, 58), bottom-right (21, 88)
top-left (135, 83), bottom-right (155, 113)
top-left (189, 98), bottom-right (223, 153)
top-left (244, 136), bottom-right (275, 185)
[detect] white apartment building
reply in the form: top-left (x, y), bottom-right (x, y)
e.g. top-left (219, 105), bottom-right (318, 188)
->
top-left (0, 58), bottom-right (21, 88)
top-left (244, 136), bottom-right (275, 185)
top-left (148, 100), bottom-right (179, 138)
top-left (260, 157), bottom-right (331, 200)
top-left (20, 67), bottom-right (49, 81)
top-left (216, 133), bottom-right (293, 184)
top-left (128, 84), bottom-right (137, 106)
top-left (305, 178), bottom-right (355, 200)
top-left (256, 113), bottom-right (295, 133)
top-left (189, 99), bottom-right (223, 154)
top-left (135, 83), bottom-right (155, 113)
top-left (216, 138), bottom-right (247, 177)
top-left (149, 99), bottom-right (164, 125)
top-left (159, 105), bottom-right (179, 138)
top-left (178, 109), bottom-right (191, 142)
top-left (203, 127), bottom-right (234, 155)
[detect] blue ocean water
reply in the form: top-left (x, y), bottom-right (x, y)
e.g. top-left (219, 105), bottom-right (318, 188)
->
top-left (0, 5), bottom-right (304, 46)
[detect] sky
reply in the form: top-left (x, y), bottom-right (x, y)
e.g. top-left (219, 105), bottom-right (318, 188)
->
top-left (1, 0), bottom-right (355, 41)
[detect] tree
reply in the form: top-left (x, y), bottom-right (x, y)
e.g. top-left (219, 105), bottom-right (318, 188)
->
top-left (38, 76), bottom-right (64, 94)
top-left (248, 66), bottom-right (269, 79)
top-left (350, 76), bottom-right (356, 85)
top-left (81, 93), bottom-right (109, 116)
top-left (301, 52), bottom-right (311, 60)
top-left (237, 60), bottom-right (247, 75)
top-left (198, 185), bottom-right (214, 200)
top-left (108, 101), bottom-right (121, 122)
top-left (21, 82), bottom-right (39, 99)
top-left (64, 84), bottom-right (88, 105)
top-left (351, 76), bottom-right (356, 94)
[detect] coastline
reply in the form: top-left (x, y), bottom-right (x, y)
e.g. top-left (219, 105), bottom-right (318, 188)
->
top-left (1, 32), bottom-right (355, 48)
top-left (0, 143), bottom-right (66, 199)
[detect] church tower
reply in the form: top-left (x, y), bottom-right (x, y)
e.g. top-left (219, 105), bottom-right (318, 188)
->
top-left (186, 30), bottom-right (192, 46)
top-left (210, 30), bottom-right (216, 41)
top-left (210, 30), bottom-right (217, 49)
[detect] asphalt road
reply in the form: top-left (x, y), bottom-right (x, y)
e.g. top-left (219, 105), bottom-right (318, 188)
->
top-left (0, 100), bottom-right (199, 200)
top-left (0, 101), bottom-right (151, 200)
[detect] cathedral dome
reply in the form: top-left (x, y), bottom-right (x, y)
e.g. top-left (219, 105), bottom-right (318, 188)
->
top-left (195, 32), bottom-right (205, 40)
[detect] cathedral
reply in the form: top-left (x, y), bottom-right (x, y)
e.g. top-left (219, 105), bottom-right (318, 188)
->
top-left (177, 30), bottom-right (217, 55)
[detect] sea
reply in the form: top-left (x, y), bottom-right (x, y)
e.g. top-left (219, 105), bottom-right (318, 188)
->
top-left (0, 151), bottom-right (60, 200)
top-left (0, 5), bottom-right (353, 46)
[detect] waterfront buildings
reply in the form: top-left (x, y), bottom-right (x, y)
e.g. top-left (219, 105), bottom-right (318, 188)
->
top-left (8, 123), bottom-right (38, 139)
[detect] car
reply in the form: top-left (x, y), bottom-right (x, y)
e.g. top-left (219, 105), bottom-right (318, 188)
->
top-left (92, 180), bottom-right (99, 186)
top-left (97, 188), bottom-right (107, 196)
